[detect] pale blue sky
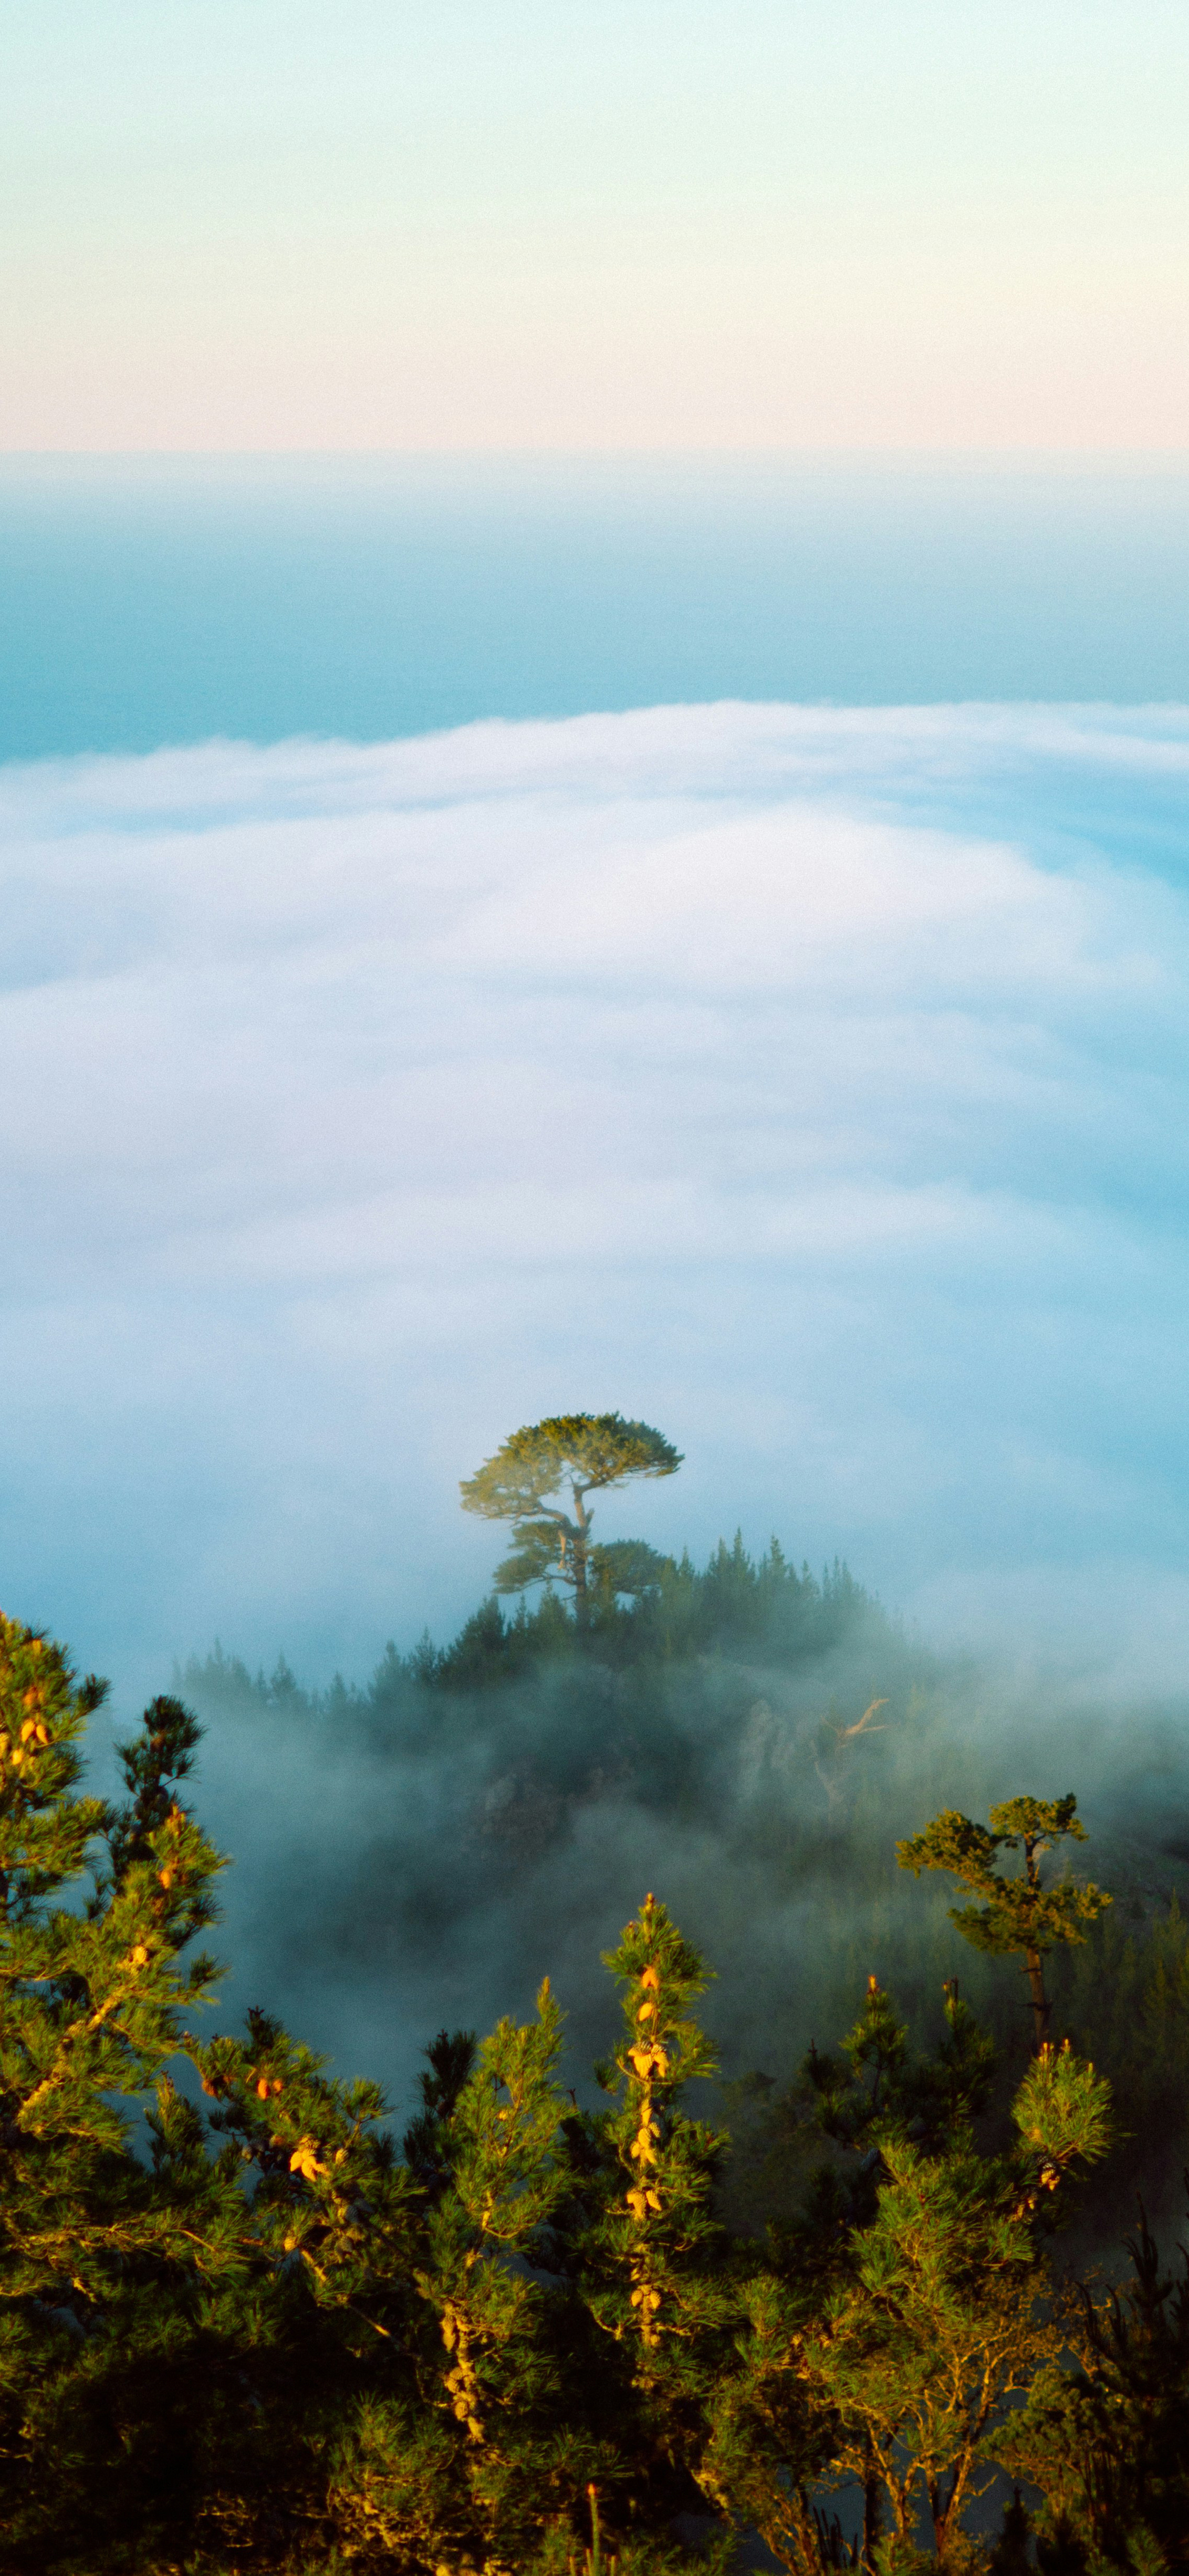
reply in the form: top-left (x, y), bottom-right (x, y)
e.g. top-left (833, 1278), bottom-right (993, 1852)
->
top-left (5, 1), bottom-right (1187, 447)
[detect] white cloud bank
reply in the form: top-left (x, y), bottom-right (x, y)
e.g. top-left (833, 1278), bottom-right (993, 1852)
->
top-left (2, 701), bottom-right (1188, 1701)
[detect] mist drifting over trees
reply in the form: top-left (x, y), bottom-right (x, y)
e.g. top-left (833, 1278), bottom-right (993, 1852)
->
top-left (3, 1531), bottom-right (1189, 2569)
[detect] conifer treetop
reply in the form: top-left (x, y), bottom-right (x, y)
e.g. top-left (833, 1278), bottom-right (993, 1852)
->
top-left (593, 1894), bottom-right (724, 2369)
top-left (0, 1611), bottom-right (231, 2315)
top-left (897, 1793), bottom-right (1112, 2054)
top-left (460, 1413), bottom-right (682, 1523)
top-left (460, 1413), bottom-right (682, 1613)
top-left (896, 1796), bottom-right (1110, 1962)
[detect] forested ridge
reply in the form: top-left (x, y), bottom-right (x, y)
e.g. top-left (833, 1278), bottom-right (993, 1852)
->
top-left (184, 1534), bottom-right (877, 1706)
top-left (3, 1534), bottom-right (1189, 2572)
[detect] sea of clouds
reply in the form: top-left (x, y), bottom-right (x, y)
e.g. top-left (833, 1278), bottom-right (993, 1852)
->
top-left (2, 699), bottom-right (1188, 1718)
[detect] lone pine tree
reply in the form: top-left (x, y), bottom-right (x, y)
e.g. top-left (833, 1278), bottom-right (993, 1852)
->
top-left (460, 1413), bottom-right (682, 1622)
top-left (897, 1793), bottom-right (1111, 2054)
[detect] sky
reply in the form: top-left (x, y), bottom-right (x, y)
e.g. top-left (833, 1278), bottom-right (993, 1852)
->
top-left (5, 1), bottom-right (1189, 451)
top-left (3, 8), bottom-right (1188, 1762)
top-left (4, 703), bottom-right (1188, 1721)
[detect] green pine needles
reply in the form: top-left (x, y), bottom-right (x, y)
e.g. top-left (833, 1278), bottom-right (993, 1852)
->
top-left (0, 1604), bottom-right (1183, 2573)
top-left (0, 1623), bottom-right (227, 2311)
top-left (897, 1795), bottom-right (1113, 2053)
top-left (461, 1414), bottom-right (683, 1620)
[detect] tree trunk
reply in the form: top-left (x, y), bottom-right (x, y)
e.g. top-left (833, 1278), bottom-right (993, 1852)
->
top-left (571, 1483), bottom-right (590, 1627)
top-left (1022, 1836), bottom-right (1051, 2055)
top-left (1025, 1944), bottom-right (1050, 2055)
top-left (862, 2454), bottom-right (882, 2570)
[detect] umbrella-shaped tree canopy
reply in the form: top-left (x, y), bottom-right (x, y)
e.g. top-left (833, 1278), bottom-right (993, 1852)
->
top-left (460, 1413), bottom-right (682, 1618)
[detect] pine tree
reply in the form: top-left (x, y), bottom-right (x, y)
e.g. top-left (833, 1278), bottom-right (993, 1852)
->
top-left (590, 1894), bottom-right (725, 2376)
top-left (573, 1896), bottom-right (832, 2572)
top-left (784, 1976), bottom-right (1112, 2563)
top-left (896, 1795), bottom-right (1112, 2053)
top-left (460, 1415), bottom-right (682, 1621)
top-left (323, 1982), bottom-right (613, 2573)
top-left (998, 2194), bottom-right (1189, 2570)
top-left (0, 1622), bottom-right (245, 2564)
top-left (400, 2025), bottom-right (479, 2186)
top-left (0, 1641), bottom-right (227, 2293)
top-left (988, 2488), bottom-right (1032, 2576)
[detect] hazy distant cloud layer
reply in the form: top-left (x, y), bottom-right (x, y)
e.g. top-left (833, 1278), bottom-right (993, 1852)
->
top-left (3, 703), bottom-right (1188, 1702)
